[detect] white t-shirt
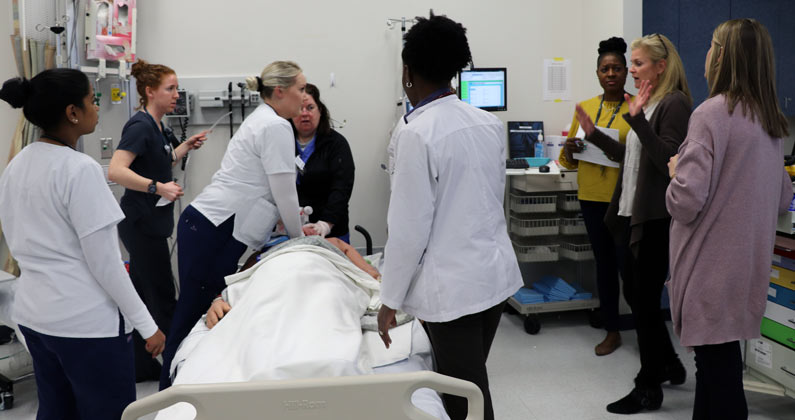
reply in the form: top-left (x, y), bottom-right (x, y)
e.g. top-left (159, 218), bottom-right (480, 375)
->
top-left (191, 104), bottom-right (296, 248)
top-left (618, 102), bottom-right (658, 217)
top-left (380, 96), bottom-right (523, 322)
top-left (0, 142), bottom-right (156, 338)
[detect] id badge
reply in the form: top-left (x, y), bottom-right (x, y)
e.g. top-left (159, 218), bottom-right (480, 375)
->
top-left (295, 155), bottom-right (306, 173)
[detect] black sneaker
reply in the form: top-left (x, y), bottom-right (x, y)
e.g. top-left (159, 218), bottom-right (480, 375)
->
top-left (606, 386), bottom-right (663, 414)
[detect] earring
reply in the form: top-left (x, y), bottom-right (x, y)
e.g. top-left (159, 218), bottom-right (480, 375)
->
top-left (405, 82), bottom-right (413, 88)
top-left (72, 119), bottom-right (78, 123)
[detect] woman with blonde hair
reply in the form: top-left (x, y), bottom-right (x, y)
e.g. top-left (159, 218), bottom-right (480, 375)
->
top-left (159, 61), bottom-right (307, 389)
top-left (575, 33), bottom-right (692, 414)
top-left (666, 19), bottom-right (792, 419)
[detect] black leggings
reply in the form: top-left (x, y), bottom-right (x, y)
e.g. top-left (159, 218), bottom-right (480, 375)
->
top-left (425, 301), bottom-right (506, 420)
top-left (692, 341), bottom-right (747, 420)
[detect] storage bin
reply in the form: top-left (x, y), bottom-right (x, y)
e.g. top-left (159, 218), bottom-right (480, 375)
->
top-left (510, 216), bottom-right (559, 236)
top-left (509, 193), bottom-right (557, 213)
top-left (560, 217), bottom-right (587, 235)
top-left (558, 193), bottom-right (580, 212)
top-left (512, 241), bottom-right (559, 263)
top-left (559, 241), bottom-right (594, 261)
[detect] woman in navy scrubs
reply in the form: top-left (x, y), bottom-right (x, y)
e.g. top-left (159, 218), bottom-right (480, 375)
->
top-left (108, 59), bottom-right (207, 381)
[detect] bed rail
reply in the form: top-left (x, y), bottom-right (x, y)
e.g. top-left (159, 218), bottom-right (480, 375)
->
top-left (122, 371), bottom-right (483, 420)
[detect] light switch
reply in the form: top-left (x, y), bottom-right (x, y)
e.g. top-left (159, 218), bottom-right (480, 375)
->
top-left (100, 138), bottom-right (113, 159)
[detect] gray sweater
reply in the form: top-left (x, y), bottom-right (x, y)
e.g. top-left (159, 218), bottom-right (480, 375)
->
top-left (666, 95), bottom-right (793, 347)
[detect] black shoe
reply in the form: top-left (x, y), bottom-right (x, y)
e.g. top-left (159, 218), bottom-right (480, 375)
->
top-left (606, 386), bottom-right (663, 414)
top-left (661, 359), bottom-right (686, 385)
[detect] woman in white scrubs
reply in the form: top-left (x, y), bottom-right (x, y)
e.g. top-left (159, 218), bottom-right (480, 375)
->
top-left (377, 13), bottom-right (522, 420)
top-left (0, 69), bottom-right (165, 420)
top-left (160, 61), bottom-right (307, 389)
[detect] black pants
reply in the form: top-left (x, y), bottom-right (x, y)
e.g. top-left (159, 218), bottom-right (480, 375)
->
top-left (617, 217), bottom-right (679, 387)
top-left (118, 218), bottom-right (176, 381)
top-left (580, 200), bottom-right (630, 331)
top-left (692, 341), bottom-right (747, 420)
top-left (425, 301), bottom-right (505, 420)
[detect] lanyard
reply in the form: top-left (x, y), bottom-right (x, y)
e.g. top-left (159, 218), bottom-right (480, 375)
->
top-left (295, 135), bottom-right (316, 185)
top-left (403, 88), bottom-right (455, 123)
top-left (40, 133), bottom-right (75, 150)
top-left (143, 109), bottom-right (176, 161)
top-left (594, 96), bottom-right (624, 129)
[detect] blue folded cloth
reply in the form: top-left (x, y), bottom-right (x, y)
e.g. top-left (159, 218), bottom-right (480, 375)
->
top-left (514, 287), bottom-right (545, 304)
top-left (571, 283), bottom-right (593, 300)
top-left (532, 276), bottom-right (577, 301)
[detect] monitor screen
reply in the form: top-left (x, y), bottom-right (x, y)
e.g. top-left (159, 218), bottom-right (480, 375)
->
top-left (458, 68), bottom-right (507, 111)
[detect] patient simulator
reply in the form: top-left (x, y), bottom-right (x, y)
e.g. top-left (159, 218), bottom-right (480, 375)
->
top-left (150, 236), bottom-right (451, 419)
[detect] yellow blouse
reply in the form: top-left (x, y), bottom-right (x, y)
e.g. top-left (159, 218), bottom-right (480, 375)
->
top-left (558, 95), bottom-right (632, 203)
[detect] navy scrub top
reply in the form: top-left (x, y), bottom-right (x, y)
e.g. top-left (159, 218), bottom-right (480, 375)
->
top-left (117, 111), bottom-right (176, 238)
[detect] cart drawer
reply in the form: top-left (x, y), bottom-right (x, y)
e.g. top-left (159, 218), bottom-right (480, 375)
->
top-left (760, 318), bottom-right (795, 351)
top-left (746, 336), bottom-right (795, 392)
top-left (768, 283), bottom-right (795, 310)
top-left (772, 251), bottom-right (795, 272)
top-left (764, 301), bottom-right (795, 330)
top-left (770, 266), bottom-right (795, 291)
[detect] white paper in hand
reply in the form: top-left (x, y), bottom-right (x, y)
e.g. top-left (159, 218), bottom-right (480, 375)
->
top-left (572, 126), bottom-right (620, 168)
top-left (156, 197), bottom-right (172, 207)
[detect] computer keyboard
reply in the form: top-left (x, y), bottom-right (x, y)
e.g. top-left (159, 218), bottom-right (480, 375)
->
top-left (506, 158), bottom-right (530, 169)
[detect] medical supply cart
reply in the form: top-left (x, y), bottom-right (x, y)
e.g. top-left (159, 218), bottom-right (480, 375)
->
top-left (743, 214), bottom-right (795, 400)
top-left (506, 164), bottom-right (600, 334)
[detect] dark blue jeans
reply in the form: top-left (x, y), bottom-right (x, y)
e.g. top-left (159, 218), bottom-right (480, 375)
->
top-left (693, 341), bottom-right (746, 420)
top-left (20, 320), bottom-right (135, 420)
top-left (159, 205), bottom-right (247, 389)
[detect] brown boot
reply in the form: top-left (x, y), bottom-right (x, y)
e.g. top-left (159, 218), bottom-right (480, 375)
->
top-left (595, 331), bottom-right (622, 356)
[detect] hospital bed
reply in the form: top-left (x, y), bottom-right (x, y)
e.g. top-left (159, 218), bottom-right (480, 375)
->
top-left (124, 237), bottom-right (476, 419)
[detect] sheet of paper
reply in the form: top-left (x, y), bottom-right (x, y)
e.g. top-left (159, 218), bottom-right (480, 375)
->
top-left (543, 58), bottom-right (571, 101)
top-left (572, 126), bottom-right (620, 168)
top-left (156, 197), bottom-right (172, 207)
top-left (208, 111), bottom-right (233, 133)
top-left (752, 339), bottom-right (773, 369)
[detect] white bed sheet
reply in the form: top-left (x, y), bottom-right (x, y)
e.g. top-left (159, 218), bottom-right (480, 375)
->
top-left (155, 246), bottom-right (448, 420)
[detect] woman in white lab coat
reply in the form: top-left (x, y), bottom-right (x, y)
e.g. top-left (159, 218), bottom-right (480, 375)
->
top-left (0, 69), bottom-right (165, 420)
top-left (377, 13), bottom-right (522, 420)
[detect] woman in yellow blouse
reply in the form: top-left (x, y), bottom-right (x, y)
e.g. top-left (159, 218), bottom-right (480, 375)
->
top-left (559, 37), bottom-right (632, 356)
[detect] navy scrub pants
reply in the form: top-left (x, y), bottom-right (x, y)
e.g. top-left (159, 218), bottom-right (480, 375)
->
top-left (159, 205), bottom-right (247, 389)
top-left (19, 320), bottom-right (135, 420)
top-left (117, 218), bottom-right (176, 381)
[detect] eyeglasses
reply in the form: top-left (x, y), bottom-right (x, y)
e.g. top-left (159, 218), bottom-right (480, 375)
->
top-left (656, 33), bottom-right (669, 58)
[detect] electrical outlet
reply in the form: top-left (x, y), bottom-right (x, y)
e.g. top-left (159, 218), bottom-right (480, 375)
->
top-left (100, 138), bottom-right (113, 159)
top-left (249, 92), bottom-right (262, 106)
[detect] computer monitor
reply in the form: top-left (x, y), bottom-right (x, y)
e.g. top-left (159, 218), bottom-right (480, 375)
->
top-left (458, 68), bottom-right (507, 111)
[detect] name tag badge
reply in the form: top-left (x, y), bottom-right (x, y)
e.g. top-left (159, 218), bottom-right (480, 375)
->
top-left (295, 155), bottom-right (306, 173)
top-left (164, 144), bottom-right (172, 154)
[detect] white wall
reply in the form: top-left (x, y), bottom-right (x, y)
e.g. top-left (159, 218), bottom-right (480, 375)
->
top-left (0, 0), bottom-right (18, 266)
top-left (0, 0), bottom-right (645, 250)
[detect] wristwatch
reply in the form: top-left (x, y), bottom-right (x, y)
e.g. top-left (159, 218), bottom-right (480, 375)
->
top-left (147, 179), bottom-right (157, 194)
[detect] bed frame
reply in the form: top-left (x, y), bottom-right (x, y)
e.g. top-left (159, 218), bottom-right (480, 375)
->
top-left (122, 371), bottom-right (483, 420)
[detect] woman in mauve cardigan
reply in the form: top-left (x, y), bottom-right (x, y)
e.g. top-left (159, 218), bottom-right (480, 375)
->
top-left (576, 33), bottom-right (692, 415)
top-left (666, 19), bottom-right (792, 420)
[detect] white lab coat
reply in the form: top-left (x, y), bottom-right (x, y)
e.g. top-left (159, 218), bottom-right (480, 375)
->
top-left (381, 95), bottom-right (522, 322)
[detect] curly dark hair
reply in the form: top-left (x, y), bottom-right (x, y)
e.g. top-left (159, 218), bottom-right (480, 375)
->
top-left (402, 12), bottom-right (472, 84)
top-left (597, 36), bottom-right (627, 68)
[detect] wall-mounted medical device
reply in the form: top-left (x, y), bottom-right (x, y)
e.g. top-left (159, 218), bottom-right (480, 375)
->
top-left (85, 0), bottom-right (137, 62)
top-left (165, 89), bottom-right (191, 118)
